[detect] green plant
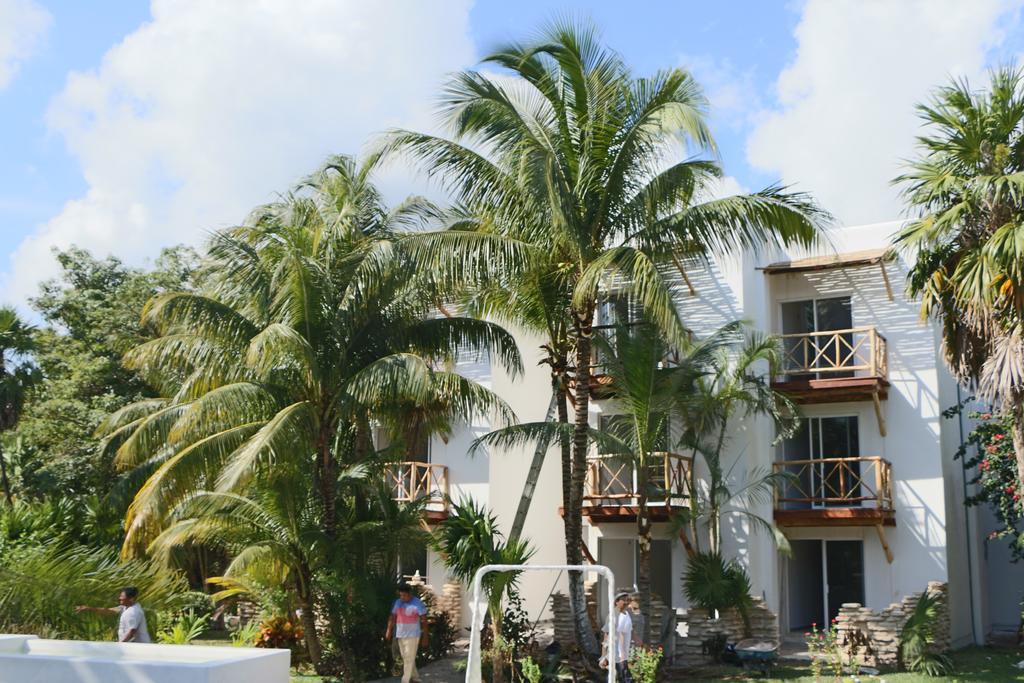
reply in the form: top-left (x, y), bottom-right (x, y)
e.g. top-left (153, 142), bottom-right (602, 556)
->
top-left (519, 656), bottom-right (543, 683)
top-left (255, 615), bottom-right (304, 650)
top-left (947, 404), bottom-right (1024, 559)
top-left (231, 620), bottom-right (261, 647)
top-left (682, 552), bottom-right (753, 635)
top-left (156, 609), bottom-right (209, 645)
top-left (628, 645), bottom-right (663, 683)
top-left (805, 620), bottom-right (843, 680)
top-left (900, 592), bottom-right (953, 676)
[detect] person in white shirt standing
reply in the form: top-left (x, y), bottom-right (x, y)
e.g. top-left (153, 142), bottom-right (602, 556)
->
top-left (75, 586), bottom-right (151, 643)
top-left (601, 592), bottom-right (633, 682)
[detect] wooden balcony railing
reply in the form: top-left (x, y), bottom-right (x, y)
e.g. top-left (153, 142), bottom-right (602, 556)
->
top-left (773, 456), bottom-right (893, 510)
top-left (584, 451), bottom-right (694, 512)
top-left (386, 462), bottom-right (449, 517)
top-left (777, 327), bottom-right (888, 381)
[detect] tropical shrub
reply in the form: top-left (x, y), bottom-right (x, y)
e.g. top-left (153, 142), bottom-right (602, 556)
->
top-left (231, 620), bottom-right (261, 647)
top-left (947, 404), bottom-right (1024, 559)
top-left (899, 592), bottom-right (952, 676)
top-left (0, 543), bottom-right (185, 639)
top-left (628, 645), bottom-right (663, 683)
top-left (255, 616), bottom-right (304, 650)
top-left (156, 609), bottom-right (208, 644)
top-left (682, 551), bottom-right (754, 634)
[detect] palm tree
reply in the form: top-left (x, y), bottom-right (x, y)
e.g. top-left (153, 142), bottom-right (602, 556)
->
top-left (433, 497), bottom-right (533, 683)
top-left (0, 307), bottom-right (37, 506)
top-left (384, 20), bottom-right (829, 655)
top-left (571, 322), bottom-right (727, 642)
top-left (97, 154), bottom-right (520, 674)
top-left (150, 471), bottom-right (328, 663)
top-left (678, 329), bottom-right (799, 556)
top-left (893, 65), bottom-right (1024, 491)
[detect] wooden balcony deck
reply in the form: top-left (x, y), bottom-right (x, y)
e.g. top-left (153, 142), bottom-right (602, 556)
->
top-left (771, 327), bottom-right (889, 404)
top-left (772, 456), bottom-right (895, 527)
top-left (386, 461), bottom-right (449, 522)
top-left (580, 452), bottom-right (693, 523)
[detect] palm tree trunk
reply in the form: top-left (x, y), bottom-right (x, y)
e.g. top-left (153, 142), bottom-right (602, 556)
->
top-left (0, 440), bottom-right (12, 506)
top-left (636, 494), bottom-right (652, 644)
top-left (489, 607), bottom-right (505, 683)
top-left (509, 383), bottom-right (559, 542)
top-left (557, 381), bottom-right (571, 513)
top-left (317, 424), bottom-right (338, 539)
top-left (567, 305), bottom-right (600, 657)
top-left (297, 590), bottom-right (324, 670)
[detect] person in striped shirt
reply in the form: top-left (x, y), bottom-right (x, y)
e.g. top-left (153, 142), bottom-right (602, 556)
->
top-left (385, 582), bottom-right (428, 683)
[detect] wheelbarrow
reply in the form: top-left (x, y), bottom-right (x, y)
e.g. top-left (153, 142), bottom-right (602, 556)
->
top-left (734, 638), bottom-right (779, 677)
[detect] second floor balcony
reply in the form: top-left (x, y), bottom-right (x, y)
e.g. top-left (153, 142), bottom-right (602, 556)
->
top-left (386, 461), bottom-right (449, 522)
top-left (772, 327), bottom-right (889, 406)
top-left (772, 456), bottom-right (894, 528)
top-left (581, 451), bottom-right (694, 523)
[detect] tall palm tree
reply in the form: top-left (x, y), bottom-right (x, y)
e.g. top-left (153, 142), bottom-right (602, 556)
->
top-left (384, 20), bottom-right (829, 654)
top-left (433, 497), bottom-right (533, 683)
top-left (0, 307), bottom-right (37, 505)
top-left (893, 65), bottom-right (1024, 490)
top-left (98, 154), bottom-right (520, 674)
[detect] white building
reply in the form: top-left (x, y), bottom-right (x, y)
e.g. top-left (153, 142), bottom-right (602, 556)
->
top-left (390, 221), bottom-right (1023, 646)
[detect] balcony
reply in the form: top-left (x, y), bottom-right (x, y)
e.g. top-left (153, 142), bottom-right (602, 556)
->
top-left (772, 456), bottom-right (894, 528)
top-left (386, 462), bottom-right (449, 522)
top-left (772, 327), bottom-right (889, 412)
top-left (581, 452), bottom-right (694, 523)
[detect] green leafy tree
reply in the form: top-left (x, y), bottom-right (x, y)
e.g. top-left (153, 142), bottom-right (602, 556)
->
top-left (893, 65), bottom-right (1024, 493)
top-left (433, 497), bottom-right (533, 683)
top-left (14, 247), bottom-right (197, 496)
top-left (385, 20), bottom-right (829, 654)
top-left (0, 307), bottom-right (38, 505)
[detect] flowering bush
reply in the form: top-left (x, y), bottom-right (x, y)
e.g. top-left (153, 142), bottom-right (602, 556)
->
top-left (805, 620), bottom-right (843, 680)
top-left (628, 645), bottom-right (663, 683)
top-left (254, 615), bottom-right (304, 650)
top-left (945, 405), bottom-right (1024, 559)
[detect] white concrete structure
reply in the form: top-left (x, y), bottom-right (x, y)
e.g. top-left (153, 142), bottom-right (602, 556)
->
top-left (0, 634), bottom-right (290, 683)
top-left (405, 221), bottom-right (1022, 646)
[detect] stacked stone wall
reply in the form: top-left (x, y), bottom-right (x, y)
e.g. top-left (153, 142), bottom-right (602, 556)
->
top-left (673, 598), bottom-right (778, 668)
top-left (834, 581), bottom-right (950, 668)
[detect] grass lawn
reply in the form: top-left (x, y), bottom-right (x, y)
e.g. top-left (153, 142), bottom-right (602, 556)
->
top-left (190, 640), bottom-right (1024, 682)
top-left (688, 646), bottom-right (1023, 682)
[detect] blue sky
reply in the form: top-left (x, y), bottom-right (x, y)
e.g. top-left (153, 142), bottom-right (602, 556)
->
top-left (1, 0), bottom-right (1022, 308)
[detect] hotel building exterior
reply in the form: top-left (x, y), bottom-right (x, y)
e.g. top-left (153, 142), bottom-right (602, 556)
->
top-left (388, 221), bottom-right (1023, 646)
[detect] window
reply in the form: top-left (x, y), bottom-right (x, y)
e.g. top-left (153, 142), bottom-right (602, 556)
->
top-left (780, 297), bottom-right (853, 379)
top-left (779, 416), bottom-right (861, 508)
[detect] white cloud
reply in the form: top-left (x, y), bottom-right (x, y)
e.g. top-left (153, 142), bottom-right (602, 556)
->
top-left (746, 0), bottom-right (1022, 226)
top-left (680, 54), bottom-right (762, 132)
top-left (0, 0), bottom-right (50, 89)
top-left (3, 0), bottom-right (475, 303)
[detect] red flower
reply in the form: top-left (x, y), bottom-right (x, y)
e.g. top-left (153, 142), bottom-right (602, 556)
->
top-left (994, 434), bottom-right (1005, 441)
top-left (1007, 485), bottom-right (1016, 494)
top-left (980, 413), bottom-right (992, 420)
top-left (986, 445), bottom-right (999, 454)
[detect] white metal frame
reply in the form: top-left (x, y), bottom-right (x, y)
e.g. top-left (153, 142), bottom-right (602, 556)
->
top-left (466, 564), bottom-right (618, 683)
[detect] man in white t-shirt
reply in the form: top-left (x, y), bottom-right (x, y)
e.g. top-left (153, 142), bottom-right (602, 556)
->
top-left (76, 586), bottom-right (151, 643)
top-left (601, 592), bottom-right (633, 682)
